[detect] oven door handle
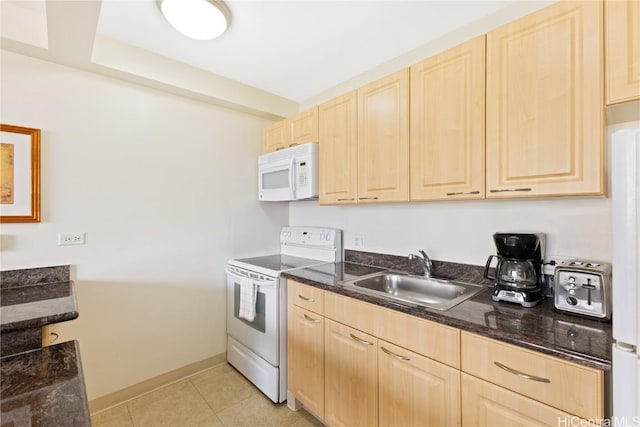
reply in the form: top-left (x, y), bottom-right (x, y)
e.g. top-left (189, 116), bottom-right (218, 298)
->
top-left (226, 268), bottom-right (277, 288)
top-left (252, 278), bottom-right (277, 287)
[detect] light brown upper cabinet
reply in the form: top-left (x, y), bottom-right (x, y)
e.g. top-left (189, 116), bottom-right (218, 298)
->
top-left (262, 107), bottom-right (319, 153)
top-left (262, 119), bottom-right (289, 153)
top-left (486, 1), bottom-right (604, 198)
top-left (605, 0), bottom-right (640, 105)
top-left (410, 36), bottom-right (486, 201)
top-left (319, 91), bottom-right (358, 204)
top-left (357, 69), bottom-right (410, 203)
top-left (290, 107), bottom-right (319, 146)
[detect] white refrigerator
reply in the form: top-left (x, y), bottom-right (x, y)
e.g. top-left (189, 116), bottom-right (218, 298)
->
top-left (611, 123), bottom-right (640, 421)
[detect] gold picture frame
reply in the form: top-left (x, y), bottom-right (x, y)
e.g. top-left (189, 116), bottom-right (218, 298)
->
top-left (0, 124), bottom-right (41, 223)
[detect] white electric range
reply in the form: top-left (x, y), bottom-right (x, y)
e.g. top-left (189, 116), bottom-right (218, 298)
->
top-left (226, 226), bottom-right (342, 403)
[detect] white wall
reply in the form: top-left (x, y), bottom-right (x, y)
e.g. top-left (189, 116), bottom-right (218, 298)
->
top-left (300, 1), bottom-right (556, 110)
top-left (0, 51), bottom-right (289, 400)
top-left (290, 197), bottom-right (611, 266)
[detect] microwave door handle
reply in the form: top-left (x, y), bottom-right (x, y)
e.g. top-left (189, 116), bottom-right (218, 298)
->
top-left (289, 157), bottom-right (296, 198)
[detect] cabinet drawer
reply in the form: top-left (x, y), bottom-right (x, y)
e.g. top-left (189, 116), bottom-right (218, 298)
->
top-left (461, 373), bottom-right (596, 427)
top-left (325, 292), bottom-right (459, 368)
top-left (288, 280), bottom-right (324, 315)
top-left (461, 332), bottom-right (603, 420)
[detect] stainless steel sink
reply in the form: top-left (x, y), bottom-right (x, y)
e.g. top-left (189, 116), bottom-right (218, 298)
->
top-left (339, 272), bottom-right (485, 311)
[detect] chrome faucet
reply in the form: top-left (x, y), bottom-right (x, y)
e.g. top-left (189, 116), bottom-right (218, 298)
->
top-left (408, 250), bottom-right (433, 278)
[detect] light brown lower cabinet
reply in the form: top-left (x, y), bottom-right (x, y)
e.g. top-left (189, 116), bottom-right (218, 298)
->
top-left (287, 305), bottom-right (324, 419)
top-left (378, 340), bottom-right (460, 427)
top-left (460, 331), bottom-right (604, 421)
top-left (286, 283), bottom-right (605, 427)
top-left (461, 373), bottom-right (596, 427)
top-left (42, 323), bottom-right (72, 346)
top-left (324, 319), bottom-right (378, 427)
top-left (288, 283), bottom-right (461, 427)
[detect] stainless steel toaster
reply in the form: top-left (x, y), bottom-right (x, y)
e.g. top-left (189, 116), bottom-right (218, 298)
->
top-left (554, 261), bottom-right (612, 320)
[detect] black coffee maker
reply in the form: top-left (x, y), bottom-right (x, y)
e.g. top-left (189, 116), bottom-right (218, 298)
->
top-left (484, 232), bottom-right (545, 308)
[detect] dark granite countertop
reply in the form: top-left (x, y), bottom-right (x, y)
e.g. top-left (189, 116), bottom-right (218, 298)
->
top-left (0, 281), bottom-right (79, 333)
top-left (283, 254), bottom-right (612, 371)
top-left (0, 340), bottom-right (90, 426)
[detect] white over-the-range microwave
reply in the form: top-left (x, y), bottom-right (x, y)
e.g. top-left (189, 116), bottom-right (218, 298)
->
top-left (258, 142), bottom-right (318, 201)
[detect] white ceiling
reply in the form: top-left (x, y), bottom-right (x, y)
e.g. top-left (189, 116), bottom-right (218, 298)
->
top-left (0, 0), bottom-right (552, 117)
top-left (96, 0), bottom-right (517, 102)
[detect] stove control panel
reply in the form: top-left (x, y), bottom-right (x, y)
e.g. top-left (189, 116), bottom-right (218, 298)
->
top-left (280, 227), bottom-right (343, 262)
top-left (280, 227), bottom-right (339, 246)
top-left (554, 261), bottom-right (611, 319)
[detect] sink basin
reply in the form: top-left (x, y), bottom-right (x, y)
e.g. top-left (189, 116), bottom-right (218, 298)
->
top-left (340, 272), bottom-right (484, 311)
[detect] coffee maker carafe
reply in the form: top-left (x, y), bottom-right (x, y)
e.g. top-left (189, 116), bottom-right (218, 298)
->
top-left (484, 232), bottom-right (545, 307)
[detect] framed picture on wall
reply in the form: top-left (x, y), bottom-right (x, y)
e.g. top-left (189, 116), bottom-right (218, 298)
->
top-left (0, 124), bottom-right (41, 223)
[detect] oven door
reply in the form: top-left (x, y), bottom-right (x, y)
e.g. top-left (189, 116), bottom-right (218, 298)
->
top-left (258, 157), bottom-right (295, 201)
top-left (226, 268), bottom-right (280, 366)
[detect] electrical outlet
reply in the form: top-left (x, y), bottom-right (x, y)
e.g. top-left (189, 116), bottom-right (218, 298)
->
top-left (58, 232), bottom-right (85, 246)
top-left (354, 234), bottom-right (365, 249)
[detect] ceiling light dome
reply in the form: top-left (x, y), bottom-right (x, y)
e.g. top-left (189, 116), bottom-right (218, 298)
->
top-left (158, 0), bottom-right (230, 41)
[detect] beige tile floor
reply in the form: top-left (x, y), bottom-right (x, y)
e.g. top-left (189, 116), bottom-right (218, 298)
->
top-left (91, 363), bottom-right (325, 427)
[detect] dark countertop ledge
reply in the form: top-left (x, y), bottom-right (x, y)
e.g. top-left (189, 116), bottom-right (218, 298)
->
top-left (0, 340), bottom-right (91, 426)
top-left (0, 281), bottom-right (79, 333)
top-left (283, 260), bottom-right (612, 371)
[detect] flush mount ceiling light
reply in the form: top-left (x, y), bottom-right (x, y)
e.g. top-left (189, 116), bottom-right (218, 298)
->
top-left (158, 0), bottom-right (231, 41)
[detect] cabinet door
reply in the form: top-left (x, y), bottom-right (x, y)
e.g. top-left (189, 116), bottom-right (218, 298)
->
top-left (319, 91), bottom-right (358, 204)
top-left (324, 319), bottom-right (377, 427)
top-left (288, 305), bottom-right (324, 418)
top-left (410, 36), bottom-right (485, 201)
top-left (605, 0), bottom-right (640, 105)
top-left (290, 107), bottom-right (319, 146)
top-left (378, 340), bottom-right (461, 427)
top-left (262, 119), bottom-right (289, 153)
top-left (486, 1), bottom-right (604, 197)
top-left (357, 69), bottom-right (409, 203)
top-left (461, 373), bottom-right (592, 427)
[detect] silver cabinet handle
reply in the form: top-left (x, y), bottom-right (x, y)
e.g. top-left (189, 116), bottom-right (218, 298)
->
top-left (275, 147), bottom-right (286, 151)
top-left (303, 314), bottom-right (320, 323)
top-left (381, 346), bottom-right (411, 361)
top-left (350, 333), bottom-right (374, 346)
top-left (337, 198), bottom-right (355, 201)
top-left (358, 196), bottom-right (379, 200)
top-left (446, 191), bottom-right (481, 196)
top-left (289, 143), bottom-right (299, 147)
top-left (298, 294), bottom-right (315, 302)
top-left (50, 332), bottom-right (59, 343)
top-left (494, 361), bottom-right (550, 383)
top-left (489, 188), bottom-right (532, 193)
